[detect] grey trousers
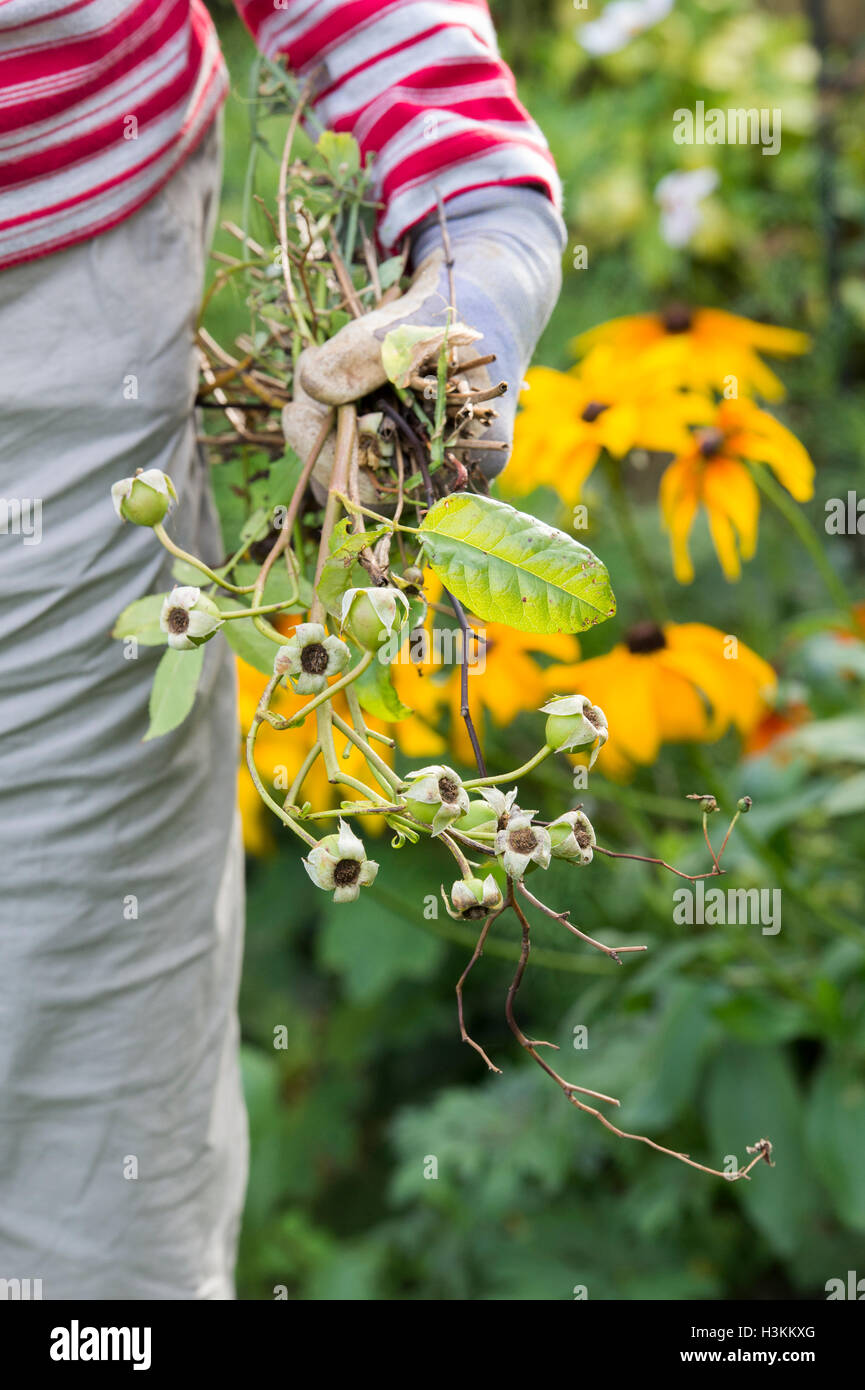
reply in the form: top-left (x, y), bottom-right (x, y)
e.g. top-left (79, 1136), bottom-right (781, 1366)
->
top-left (0, 120), bottom-right (248, 1300)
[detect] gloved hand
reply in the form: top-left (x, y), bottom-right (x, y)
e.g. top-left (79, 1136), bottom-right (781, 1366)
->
top-left (282, 185), bottom-right (565, 495)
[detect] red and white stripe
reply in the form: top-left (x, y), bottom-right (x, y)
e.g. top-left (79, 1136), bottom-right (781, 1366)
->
top-left (0, 0), bottom-right (560, 271)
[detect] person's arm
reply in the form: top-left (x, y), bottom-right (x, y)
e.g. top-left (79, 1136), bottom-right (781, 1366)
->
top-left (237, 0), bottom-right (566, 477)
top-left (234, 0), bottom-right (561, 247)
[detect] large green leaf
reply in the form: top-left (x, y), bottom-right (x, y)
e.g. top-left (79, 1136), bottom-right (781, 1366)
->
top-left (144, 645), bottom-right (205, 741)
top-left (806, 1060), bottom-right (865, 1231)
top-left (418, 493), bottom-right (615, 634)
top-left (704, 1043), bottom-right (825, 1258)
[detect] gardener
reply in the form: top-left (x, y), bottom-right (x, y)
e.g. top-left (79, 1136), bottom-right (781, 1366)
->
top-left (0, 1), bottom-right (564, 1299)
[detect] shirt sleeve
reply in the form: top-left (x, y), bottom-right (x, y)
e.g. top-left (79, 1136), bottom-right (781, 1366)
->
top-left (233, 0), bottom-right (561, 248)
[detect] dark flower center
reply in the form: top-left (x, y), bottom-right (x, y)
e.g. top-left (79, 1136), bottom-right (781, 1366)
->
top-left (662, 303), bottom-right (693, 334)
top-left (438, 775), bottom-right (460, 804)
top-left (301, 642), bottom-right (329, 675)
top-left (576, 830), bottom-right (592, 849)
top-left (167, 607), bottom-right (190, 635)
top-left (626, 621), bottom-right (667, 654)
top-left (696, 427), bottom-right (726, 459)
top-left (509, 827), bottom-right (538, 855)
top-left (333, 858), bottom-right (360, 887)
top-left (583, 704), bottom-right (603, 729)
top-left (463, 904), bottom-right (487, 920)
top-left (581, 400), bottom-right (609, 423)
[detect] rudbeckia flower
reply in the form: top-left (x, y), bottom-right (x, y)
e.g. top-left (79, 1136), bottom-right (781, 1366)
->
top-left (572, 307), bottom-right (810, 401)
top-left (505, 346), bottom-right (709, 503)
top-left (545, 621), bottom-right (776, 778)
top-left (659, 398), bottom-right (815, 583)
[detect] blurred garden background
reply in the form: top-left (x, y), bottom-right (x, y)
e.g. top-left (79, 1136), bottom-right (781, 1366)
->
top-left (206, 0), bottom-right (865, 1299)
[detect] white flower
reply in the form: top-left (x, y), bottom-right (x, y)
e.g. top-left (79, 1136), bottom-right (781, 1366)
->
top-left (540, 694), bottom-right (608, 767)
top-left (579, 0), bottom-right (673, 57)
top-left (655, 167), bottom-right (719, 249)
top-left (159, 585), bottom-right (223, 651)
top-left (477, 786), bottom-right (528, 829)
top-left (548, 810), bottom-right (597, 865)
top-left (274, 623), bottom-right (350, 694)
top-left (111, 468), bottom-right (177, 526)
top-left (442, 874), bottom-right (504, 920)
top-left (495, 814), bottom-right (552, 880)
top-left (403, 764), bottom-right (470, 836)
top-left (302, 819), bottom-right (379, 904)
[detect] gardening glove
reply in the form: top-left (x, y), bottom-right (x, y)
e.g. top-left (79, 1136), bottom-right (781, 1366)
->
top-left (282, 185), bottom-right (565, 494)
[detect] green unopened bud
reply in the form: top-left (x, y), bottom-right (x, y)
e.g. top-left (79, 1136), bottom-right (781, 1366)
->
top-left (341, 586), bottom-right (409, 651)
top-left (111, 469), bottom-right (177, 526)
top-left (540, 694), bottom-right (608, 767)
top-left (687, 793), bottom-right (719, 814)
top-left (737, 796), bottom-right (752, 813)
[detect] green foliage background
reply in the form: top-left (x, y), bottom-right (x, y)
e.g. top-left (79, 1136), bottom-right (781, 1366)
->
top-left (207, 0), bottom-right (865, 1299)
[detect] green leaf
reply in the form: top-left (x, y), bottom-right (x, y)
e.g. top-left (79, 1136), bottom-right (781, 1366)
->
top-left (316, 131), bottom-right (361, 177)
top-left (250, 446), bottom-right (304, 515)
top-left (354, 655), bottom-right (412, 722)
top-left (111, 594), bottom-right (167, 647)
top-left (240, 507), bottom-right (271, 545)
top-left (317, 521), bottom-right (389, 619)
top-left (213, 594), bottom-right (282, 676)
top-left (144, 645), bottom-right (205, 741)
top-left (381, 325), bottom-right (443, 388)
top-left (806, 1060), bottom-right (865, 1231)
top-left (419, 493), bottom-right (616, 634)
top-left (171, 558), bottom-right (206, 586)
top-left (704, 1043), bottom-right (825, 1258)
top-left (318, 884), bottom-right (444, 1003)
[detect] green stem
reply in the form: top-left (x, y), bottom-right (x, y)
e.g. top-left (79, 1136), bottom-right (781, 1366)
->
top-left (604, 455), bottom-right (668, 625)
top-left (246, 716), bottom-right (317, 848)
top-left (277, 649), bottom-right (374, 728)
top-left (154, 524), bottom-right (257, 594)
top-left (464, 744), bottom-right (552, 790)
top-left (285, 740), bottom-right (322, 809)
top-left (331, 710), bottom-right (403, 795)
top-left (750, 464), bottom-right (853, 620)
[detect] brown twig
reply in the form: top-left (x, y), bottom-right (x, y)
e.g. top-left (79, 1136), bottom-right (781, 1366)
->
top-left (517, 881), bottom-right (646, 965)
top-left (456, 910), bottom-right (505, 1074)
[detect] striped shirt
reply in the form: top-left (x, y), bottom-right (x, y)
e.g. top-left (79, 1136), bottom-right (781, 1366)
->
top-left (0, 1), bottom-right (560, 270)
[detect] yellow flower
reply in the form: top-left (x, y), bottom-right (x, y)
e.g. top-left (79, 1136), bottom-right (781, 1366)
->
top-left (572, 306), bottom-right (810, 401)
top-left (545, 621), bottom-right (776, 778)
top-left (659, 398), bottom-right (814, 583)
top-left (505, 346), bottom-right (709, 503)
top-left (391, 589), bottom-right (580, 766)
